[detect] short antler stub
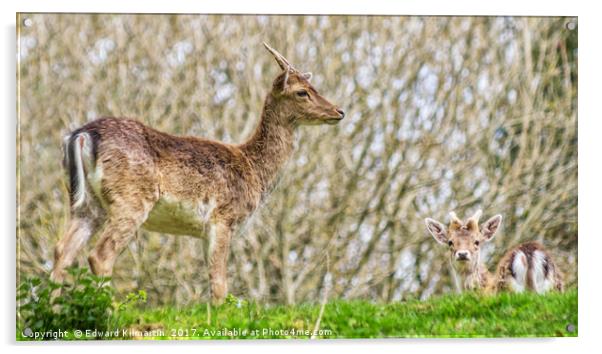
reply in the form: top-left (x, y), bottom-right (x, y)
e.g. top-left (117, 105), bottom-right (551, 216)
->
top-left (469, 209), bottom-right (483, 223)
top-left (449, 211), bottom-right (462, 224)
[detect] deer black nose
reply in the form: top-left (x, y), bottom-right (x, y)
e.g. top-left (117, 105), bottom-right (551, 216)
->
top-left (336, 108), bottom-right (345, 118)
top-left (456, 251), bottom-right (470, 261)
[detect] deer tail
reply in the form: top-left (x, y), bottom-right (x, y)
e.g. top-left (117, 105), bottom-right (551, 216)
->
top-left (64, 132), bottom-right (93, 209)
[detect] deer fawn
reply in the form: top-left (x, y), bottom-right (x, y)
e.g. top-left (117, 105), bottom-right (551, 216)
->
top-left (50, 43), bottom-right (345, 304)
top-left (425, 210), bottom-right (563, 294)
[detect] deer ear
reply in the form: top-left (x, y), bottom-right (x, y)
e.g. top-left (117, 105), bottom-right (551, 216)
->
top-left (282, 69), bottom-right (290, 90)
top-left (481, 215), bottom-right (502, 241)
top-left (425, 218), bottom-right (448, 245)
top-left (302, 72), bottom-right (313, 81)
top-left (272, 68), bottom-right (292, 93)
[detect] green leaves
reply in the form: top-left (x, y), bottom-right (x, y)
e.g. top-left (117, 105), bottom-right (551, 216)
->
top-left (224, 293), bottom-right (248, 308)
top-left (17, 267), bottom-right (146, 340)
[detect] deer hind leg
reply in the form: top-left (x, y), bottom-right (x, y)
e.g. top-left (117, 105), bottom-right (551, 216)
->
top-left (207, 222), bottom-right (232, 305)
top-left (50, 215), bottom-right (102, 282)
top-left (88, 193), bottom-right (155, 277)
top-left (86, 147), bottom-right (159, 277)
top-left (52, 131), bottom-right (104, 282)
top-left (88, 207), bottom-right (150, 277)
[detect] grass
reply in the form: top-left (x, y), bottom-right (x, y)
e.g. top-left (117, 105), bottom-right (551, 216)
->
top-left (102, 289), bottom-right (577, 340)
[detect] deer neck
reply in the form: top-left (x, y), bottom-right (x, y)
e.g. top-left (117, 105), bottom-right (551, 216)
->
top-left (450, 257), bottom-right (491, 292)
top-left (240, 95), bottom-right (295, 195)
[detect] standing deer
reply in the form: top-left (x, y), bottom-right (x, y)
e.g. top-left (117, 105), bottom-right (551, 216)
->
top-left (50, 43), bottom-right (345, 304)
top-left (425, 210), bottom-right (563, 294)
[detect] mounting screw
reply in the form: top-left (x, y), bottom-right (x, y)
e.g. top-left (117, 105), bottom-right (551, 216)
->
top-left (566, 21), bottom-right (576, 31)
top-left (23, 18), bottom-right (33, 27)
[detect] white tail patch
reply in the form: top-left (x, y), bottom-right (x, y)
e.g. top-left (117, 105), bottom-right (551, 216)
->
top-left (531, 250), bottom-right (554, 293)
top-left (508, 251), bottom-right (528, 292)
top-left (69, 132), bottom-right (94, 209)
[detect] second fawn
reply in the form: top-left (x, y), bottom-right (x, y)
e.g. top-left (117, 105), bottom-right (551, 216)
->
top-left (425, 210), bottom-right (563, 294)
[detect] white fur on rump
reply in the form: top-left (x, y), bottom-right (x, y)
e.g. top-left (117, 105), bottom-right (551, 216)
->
top-left (508, 251), bottom-right (528, 292)
top-left (531, 250), bottom-right (555, 293)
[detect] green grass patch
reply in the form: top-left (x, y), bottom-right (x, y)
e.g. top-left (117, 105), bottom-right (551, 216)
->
top-left (111, 289), bottom-right (577, 339)
top-left (17, 268), bottom-right (577, 340)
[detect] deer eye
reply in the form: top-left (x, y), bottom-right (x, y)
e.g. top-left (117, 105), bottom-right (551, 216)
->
top-left (296, 90), bottom-right (309, 98)
top-left (474, 240), bottom-right (480, 246)
top-left (447, 240), bottom-right (453, 247)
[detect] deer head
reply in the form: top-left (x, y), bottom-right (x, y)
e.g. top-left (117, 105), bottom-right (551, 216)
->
top-left (263, 43), bottom-right (345, 126)
top-left (425, 210), bottom-right (503, 270)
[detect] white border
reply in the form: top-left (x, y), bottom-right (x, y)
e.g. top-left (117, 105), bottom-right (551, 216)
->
top-left (7, 0), bottom-right (578, 16)
top-left (4, 1), bottom-right (599, 353)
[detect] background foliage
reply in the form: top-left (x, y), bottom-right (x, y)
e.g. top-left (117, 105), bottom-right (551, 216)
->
top-left (18, 14), bottom-right (577, 305)
top-left (17, 268), bottom-right (115, 334)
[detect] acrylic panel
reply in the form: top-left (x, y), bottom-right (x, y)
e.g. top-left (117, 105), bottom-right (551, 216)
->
top-left (16, 13), bottom-right (577, 340)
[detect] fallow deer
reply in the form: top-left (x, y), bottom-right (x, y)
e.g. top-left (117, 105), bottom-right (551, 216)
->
top-left (50, 43), bottom-right (345, 304)
top-left (425, 210), bottom-right (563, 294)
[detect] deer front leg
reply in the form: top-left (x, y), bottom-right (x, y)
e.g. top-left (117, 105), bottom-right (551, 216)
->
top-left (208, 222), bottom-right (232, 305)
